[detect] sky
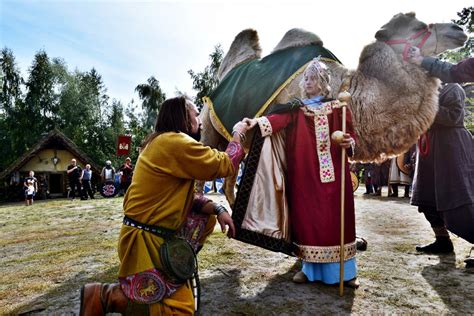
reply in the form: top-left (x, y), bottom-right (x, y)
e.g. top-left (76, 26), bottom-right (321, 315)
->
top-left (1, 0), bottom-right (472, 107)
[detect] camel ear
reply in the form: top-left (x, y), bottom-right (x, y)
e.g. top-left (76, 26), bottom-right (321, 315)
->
top-left (375, 29), bottom-right (389, 41)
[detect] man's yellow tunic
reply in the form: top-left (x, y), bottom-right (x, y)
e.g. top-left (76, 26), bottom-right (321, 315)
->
top-left (117, 132), bottom-right (235, 314)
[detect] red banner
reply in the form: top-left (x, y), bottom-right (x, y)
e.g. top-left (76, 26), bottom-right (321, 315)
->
top-left (117, 135), bottom-right (132, 156)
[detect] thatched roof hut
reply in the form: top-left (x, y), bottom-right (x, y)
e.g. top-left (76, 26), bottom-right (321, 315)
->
top-left (0, 129), bottom-right (100, 199)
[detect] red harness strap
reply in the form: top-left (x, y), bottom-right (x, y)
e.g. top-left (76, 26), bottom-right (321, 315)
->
top-left (418, 133), bottom-right (430, 157)
top-left (385, 24), bottom-right (433, 61)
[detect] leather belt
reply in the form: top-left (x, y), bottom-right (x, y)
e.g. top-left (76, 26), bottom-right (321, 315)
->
top-left (123, 215), bottom-right (176, 239)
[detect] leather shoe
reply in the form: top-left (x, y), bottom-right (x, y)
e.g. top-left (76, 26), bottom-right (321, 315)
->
top-left (292, 271), bottom-right (308, 284)
top-left (356, 237), bottom-right (368, 251)
top-left (80, 283), bottom-right (128, 316)
top-left (345, 277), bottom-right (360, 289)
top-left (416, 237), bottom-right (454, 254)
top-left (465, 256), bottom-right (474, 268)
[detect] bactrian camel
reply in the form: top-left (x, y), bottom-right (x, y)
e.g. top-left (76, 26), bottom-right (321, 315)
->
top-left (199, 12), bottom-right (467, 205)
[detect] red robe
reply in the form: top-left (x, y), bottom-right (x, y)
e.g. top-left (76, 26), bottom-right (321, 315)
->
top-left (262, 104), bottom-right (356, 262)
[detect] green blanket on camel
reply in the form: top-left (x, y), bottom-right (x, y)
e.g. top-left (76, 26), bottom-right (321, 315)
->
top-left (204, 44), bottom-right (340, 139)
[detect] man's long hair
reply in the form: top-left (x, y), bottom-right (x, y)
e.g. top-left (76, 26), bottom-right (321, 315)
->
top-left (141, 96), bottom-right (192, 148)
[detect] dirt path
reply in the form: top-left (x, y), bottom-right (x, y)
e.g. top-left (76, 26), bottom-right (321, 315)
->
top-left (197, 189), bottom-right (473, 314)
top-left (3, 188), bottom-right (473, 315)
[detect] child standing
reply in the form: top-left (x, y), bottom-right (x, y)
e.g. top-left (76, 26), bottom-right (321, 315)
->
top-left (24, 171), bottom-right (38, 206)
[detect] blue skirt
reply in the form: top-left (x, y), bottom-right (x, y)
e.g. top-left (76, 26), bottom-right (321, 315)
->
top-left (302, 258), bottom-right (357, 284)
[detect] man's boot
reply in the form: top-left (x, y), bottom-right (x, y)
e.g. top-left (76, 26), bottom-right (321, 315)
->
top-left (80, 283), bottom-right (128, 316)
top-left (388, 185), bottom-right (398, 197)
top-left (416, 236), bottom-right (454, 254)
top-left (465, 247), bottom-right (474, 268)
top-left (403, 185), bottom-right (410, 198)
top-left (465, 256), bottom-right (474, 268)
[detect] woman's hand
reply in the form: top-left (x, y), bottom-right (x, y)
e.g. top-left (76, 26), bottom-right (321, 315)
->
top-left (232, 118), bottom-right (255, 143)
top-left (232, 119), bottom-right (249, 132)
top-left (339, 133), bottom-right (354, 149)
top-left (217, 211), bottom-right (236, 238)
top-left (242, 118), bottom-right (258, 129)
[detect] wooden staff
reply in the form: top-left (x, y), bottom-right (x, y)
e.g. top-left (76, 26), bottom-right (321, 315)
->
top-left (332, 91), bottom-right (351, 296)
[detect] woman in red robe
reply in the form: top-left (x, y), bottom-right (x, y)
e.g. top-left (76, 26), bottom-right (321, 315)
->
top-left (246, 59), bottom-right (358, 286)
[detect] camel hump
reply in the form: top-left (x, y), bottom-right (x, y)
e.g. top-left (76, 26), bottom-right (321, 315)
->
top-left (218, 29), bottom-right (262, 80)
top-left (272, 28), bottom-right (323, 53)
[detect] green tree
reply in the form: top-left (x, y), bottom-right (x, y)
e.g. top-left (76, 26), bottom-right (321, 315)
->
top-left (124, 99), bottom-right (146, 162)
top-left (75, 69), bottom-right (111, 165)
top-left (55, 66), bottom-right (113, 165)
top-left (8, 50), bottom-right (57, 155)
top-left (47, 57), bottom-right (70, 129)
top-left (188, 44), bottom-right (223, 110)
top-left (0, 48), bottom-right (123, 171)
top-left (106, 99), bottom-right (127, 167)
top-left (0, 48), bottom-right (24, 169)
top-left (109, 99), bottom-right (125, 133)
top-left (135, 76), bottom-right (166, 131)
top-left (1, 48), bottom-right (23, 113)
top-left (24, 51), bottom-right (56, 133)
top-left (56, 68), bottom-right (81, 132)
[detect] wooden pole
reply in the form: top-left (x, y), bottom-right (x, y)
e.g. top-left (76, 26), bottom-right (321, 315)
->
top-left (339, 104), bottom-right (347, 297)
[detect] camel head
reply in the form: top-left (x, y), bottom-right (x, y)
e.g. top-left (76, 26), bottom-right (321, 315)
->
top-left (375, 12), bottom-right (467, 59)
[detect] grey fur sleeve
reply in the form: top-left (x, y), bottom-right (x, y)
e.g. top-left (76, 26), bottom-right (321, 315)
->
top-left (434, 84), bottom-right (465, 126)
top-left (421, 57), bottom-right (454, 83)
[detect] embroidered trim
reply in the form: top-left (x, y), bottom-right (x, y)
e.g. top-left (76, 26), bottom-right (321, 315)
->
top-left (300, 101), bottom-right (334, 116)
top-left (178, 212), bottom-right (210, 251)
top-left (225, 141), bottom-right (244, 172)
top-left (301, 101), bottom-right (335, 183)
top-left (203, 96), bottom-right (233, 140)
top-left (257, 117), bottom-right (273, 137)
top-left (297, 242), bottom-right (357, 263)
top-left (119, 268), bottom-right (182, 304)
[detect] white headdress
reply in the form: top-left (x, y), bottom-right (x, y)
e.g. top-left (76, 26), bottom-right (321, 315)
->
top-left (300, 56), bottom-right (331, 97)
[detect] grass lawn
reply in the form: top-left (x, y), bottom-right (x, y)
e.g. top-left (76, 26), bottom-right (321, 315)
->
top-left (0, 197), bottom-right (123, 314)
top-left (0, 195), bottom-right (234, 315)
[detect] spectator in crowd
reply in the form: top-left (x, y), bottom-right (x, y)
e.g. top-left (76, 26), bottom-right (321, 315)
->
top-left (80, 164), bottom-right (95, 200)
top-left (67, 159), bottom-right (82, 200)
top-left (362, 163), bottom-right (375, 195)
top-left (119, 157), bottom-right (134, 196)
top-left (101, 160), bottom-right (116, 183)
top-left (371, 160), bottom-right (390, 196)
top-left (388, 157), bottom-right (411, 198)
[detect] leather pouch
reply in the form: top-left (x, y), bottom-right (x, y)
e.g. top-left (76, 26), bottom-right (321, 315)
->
top-left (159, 237), bottom-right (196, 283)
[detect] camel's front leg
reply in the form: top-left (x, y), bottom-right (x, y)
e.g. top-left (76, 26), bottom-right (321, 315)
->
top-left (197, 104), bottom-right (227, 195)
top-left (223, 174), bottom-right (237, 207)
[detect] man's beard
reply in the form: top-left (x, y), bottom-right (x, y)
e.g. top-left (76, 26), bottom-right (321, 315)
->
top-left (189, 128), bottom-right (201, 142)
